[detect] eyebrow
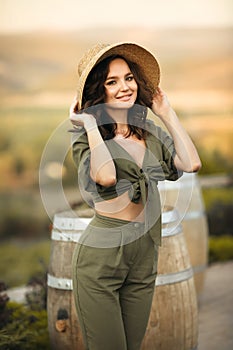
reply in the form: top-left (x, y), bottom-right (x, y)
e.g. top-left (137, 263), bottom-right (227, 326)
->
top-left (105, 72), bottom-right (133, 81)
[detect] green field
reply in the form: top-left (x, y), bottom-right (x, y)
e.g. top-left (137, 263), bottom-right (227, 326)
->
top-left (0, 240), bottom-right (50, 288)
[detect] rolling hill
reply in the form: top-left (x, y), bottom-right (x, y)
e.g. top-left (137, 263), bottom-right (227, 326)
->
top-left (0, 26), bottom-right (232, 112)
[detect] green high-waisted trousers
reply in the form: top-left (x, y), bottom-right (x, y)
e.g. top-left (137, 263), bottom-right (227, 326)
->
top-left (72, 213), bottom-right (158, 350)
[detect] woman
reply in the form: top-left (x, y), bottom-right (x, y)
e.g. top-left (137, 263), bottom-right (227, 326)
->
top-left (70, 42), bottom-right (201, 350)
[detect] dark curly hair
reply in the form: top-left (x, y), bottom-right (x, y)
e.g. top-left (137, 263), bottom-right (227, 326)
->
top-left (73, 55), bottom-right (154, 140)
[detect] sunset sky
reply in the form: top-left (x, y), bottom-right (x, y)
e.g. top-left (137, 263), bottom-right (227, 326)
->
top-left (0, 0), bottom-right (232, 33)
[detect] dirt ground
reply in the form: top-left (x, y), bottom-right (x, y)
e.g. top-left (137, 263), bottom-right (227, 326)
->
top-left (198, 261), bottom-right (233, 350)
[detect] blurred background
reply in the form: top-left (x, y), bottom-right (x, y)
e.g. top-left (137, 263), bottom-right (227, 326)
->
top-left (0, 0), bottom-right (232, 348)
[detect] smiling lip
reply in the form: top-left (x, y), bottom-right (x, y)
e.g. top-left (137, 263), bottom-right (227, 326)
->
top-left (117, 94), bottom-right (132, 101)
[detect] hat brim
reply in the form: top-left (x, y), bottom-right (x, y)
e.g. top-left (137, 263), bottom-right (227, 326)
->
top-left (77, 42), bottom-right (160, 109)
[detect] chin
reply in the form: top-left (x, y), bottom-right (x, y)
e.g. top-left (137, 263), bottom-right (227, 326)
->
top-left (106, 101), bottom-right (135, 110)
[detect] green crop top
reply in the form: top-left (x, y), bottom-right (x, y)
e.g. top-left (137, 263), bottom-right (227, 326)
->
top-left (72, 119), bottom-right (182, 245)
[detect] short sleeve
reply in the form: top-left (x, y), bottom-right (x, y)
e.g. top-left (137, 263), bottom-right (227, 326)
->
top-left (146, 120), bottom-right (183, 181)
top-left (71, 128), bottom-right (96, 193)
top-left (160, 128), bottom-right (183, 181)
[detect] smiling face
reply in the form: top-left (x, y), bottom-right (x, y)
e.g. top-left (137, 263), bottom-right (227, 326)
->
top-left (104, 58), bottom-right (138, 108)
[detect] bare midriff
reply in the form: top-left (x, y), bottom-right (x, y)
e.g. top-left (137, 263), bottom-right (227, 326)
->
top-left (95, 135), bottom-right (146, 223)
top-left (95, 191), bottom-right (145, 222)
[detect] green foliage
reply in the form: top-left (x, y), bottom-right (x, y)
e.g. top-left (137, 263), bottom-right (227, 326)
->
top-left (13, 157), bottom-right (26, 176)
top-left (26, 264), bottom-right (48, 311)
top-left (207, 202), bottom-right (233, 236)
top-left (202, 187), bottom-right (233, 210)
top-left (209, 236), bottom-right (233, 263)
top-left (0, 190), bottom-right (50, 239)
top-left (0, 132), bottom-right (11, 152)
top-left (0, 211), bottom-right (48, 240)
top-left (0, 301), bottom-right (50, 350)
top-left (0, 268), bottom-right (50, 349)
top-left (0, 107), bottom-right (69, 190)
top-left (0, 282), bottom-right (11, 329)
top-left (198, 148), bottom-right (233, 175)
top-left (202, 187), bottom-right (233, 236)
top-left (0, 241), bottom-right (50, 288)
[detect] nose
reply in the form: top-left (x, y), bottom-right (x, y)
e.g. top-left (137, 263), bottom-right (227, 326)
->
top-left (119, 79), bottom-right (129, 91)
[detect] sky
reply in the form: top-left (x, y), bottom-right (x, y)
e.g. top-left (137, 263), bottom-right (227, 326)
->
top-left (0, 0), bottom-right (232, 33)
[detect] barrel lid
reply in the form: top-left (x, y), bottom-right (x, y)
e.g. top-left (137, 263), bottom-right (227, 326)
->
top-left (53, 213), bottom-right (91, 231)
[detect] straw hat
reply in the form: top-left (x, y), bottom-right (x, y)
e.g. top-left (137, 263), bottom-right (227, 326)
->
top-left (76, 42), bottom-right (160, 109)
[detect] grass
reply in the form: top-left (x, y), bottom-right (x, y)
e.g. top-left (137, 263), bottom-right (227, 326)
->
top-left (0, 189), bottom-right (51, 240)
top-left (209, 236), bottom-right (233, 263)
top-left (202, 187), bottom-right (233, 210)
top-left (0, 240), bottom-right (50, 288)
top-left (0, 106), bottom-right (75, 191)
top-left (0, 106), bottom-right (68, 158)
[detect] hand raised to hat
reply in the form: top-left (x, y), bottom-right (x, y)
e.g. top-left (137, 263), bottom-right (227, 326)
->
top-left (69, 99), bottom-right (117, 186)
top-left (70, 111), bottom-right (97, 132)
top-left (151, 87), bottom-right (173, 121)
top-left (69, 98), bottom-right (97, 132)
top-left (151, 87), bottom-right (202, 173)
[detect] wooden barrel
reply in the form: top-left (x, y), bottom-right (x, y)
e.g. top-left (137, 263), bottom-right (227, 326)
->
top-left (158, 173), bottom-right (209, 297)
top-left (47, 207), bottom-right (198, 350)
top-left (47, 210), bottom-right (90, 350)
top-left (141, 206), bottom-right (198, 350)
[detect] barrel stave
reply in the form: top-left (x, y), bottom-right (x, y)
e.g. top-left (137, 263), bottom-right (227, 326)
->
top-left (47, 231), bottom-right (85, 349)
top-left (158, 173), bottom-right (209, 297)
top-left (141, 207), bottom-right (198, 350)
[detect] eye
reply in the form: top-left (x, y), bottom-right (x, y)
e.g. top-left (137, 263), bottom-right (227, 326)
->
top-left (126, 75), bottom-right (134, 82)
top-left (105, 80), bottom-right (116, 86)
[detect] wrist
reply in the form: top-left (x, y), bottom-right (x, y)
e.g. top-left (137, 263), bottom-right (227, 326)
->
top-left (157, 107), bottom-right (177, 122)
top-left (84, 115), bottom-right (97, 132)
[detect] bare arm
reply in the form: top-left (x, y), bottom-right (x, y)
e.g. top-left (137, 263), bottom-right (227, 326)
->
top-left (151, 88), bottom-right (201, 173)
top-left (70, 112), bottom-right (116, 186)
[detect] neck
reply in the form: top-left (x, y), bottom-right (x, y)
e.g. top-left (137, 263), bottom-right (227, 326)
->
top-left (105, 107), bottom-right (129, 134)
top-left (115, 122), bottom-right (129, 137)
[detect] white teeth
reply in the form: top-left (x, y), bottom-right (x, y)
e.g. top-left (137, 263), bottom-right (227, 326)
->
top-left (118, 95), bottom-right (131, 99)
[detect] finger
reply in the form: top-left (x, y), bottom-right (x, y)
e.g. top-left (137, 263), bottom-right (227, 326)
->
top-left (158, 87), bottom-right (166, 96)
top-left (69, 112), bottom-right (79, 121)
top-left (69, 96), bottom-right (78, 114)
